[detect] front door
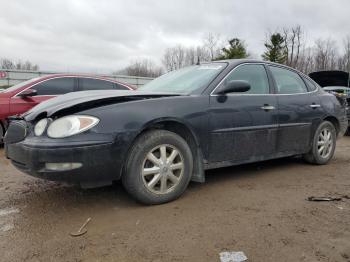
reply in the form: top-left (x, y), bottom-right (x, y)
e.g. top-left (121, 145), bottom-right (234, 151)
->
top-left (209, 64), bottom-right (278, 163)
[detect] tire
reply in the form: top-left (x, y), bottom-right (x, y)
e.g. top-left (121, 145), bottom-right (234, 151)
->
top-left (0, 122), bottom-right (5, 146)
top-left (122, 130), bottom-right (193, 205)
top-left (303, 121), bottom-right (337, 165)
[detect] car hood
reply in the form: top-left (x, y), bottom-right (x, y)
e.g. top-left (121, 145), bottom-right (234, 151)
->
top-left (309, 71), bottom-right (349, 87)
top-left (23, 90), bottom-right (182, 121)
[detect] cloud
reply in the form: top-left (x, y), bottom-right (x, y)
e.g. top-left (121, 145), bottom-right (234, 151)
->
top-left (0, 0), bottom-right (349, 73)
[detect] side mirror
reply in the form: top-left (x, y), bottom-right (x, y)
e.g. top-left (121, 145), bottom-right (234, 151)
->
top-left (216, 80), bottom-right (251, 95)
top-left (18, 89), bottom-right (37, 98)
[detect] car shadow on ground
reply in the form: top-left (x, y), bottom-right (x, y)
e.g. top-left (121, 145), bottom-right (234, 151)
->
top-left (7, 156), bottom-right (308, 211)
top-left (192, 156), bottom-right (306, 188)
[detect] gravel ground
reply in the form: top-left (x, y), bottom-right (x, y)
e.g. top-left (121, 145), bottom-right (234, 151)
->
top-left (0, 138), bottom-right (349, 262)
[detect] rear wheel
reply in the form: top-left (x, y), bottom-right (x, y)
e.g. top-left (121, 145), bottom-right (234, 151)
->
top-left (122, 130), bottom-right (193, 205)
top-left (303, 121), bottom-right (337, 165)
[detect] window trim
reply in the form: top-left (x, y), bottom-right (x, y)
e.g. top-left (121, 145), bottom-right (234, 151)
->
top-left (210, 63), bottom-right (272, 96)
top-left (76, 76), bottom-right (132, 90)
top-left (211, 63), bottom-right (319, 96)
top-left (77, 77), bottom-right (128, 91)
top-left (267, 64), bottom-right (319, 95)
top-left (299, 73), bottom-right (319, 92)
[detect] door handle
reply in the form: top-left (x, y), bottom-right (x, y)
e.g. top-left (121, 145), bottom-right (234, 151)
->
top-left (261, 105), bottom-right (275, 111)
top-left (310, 104), bottom-right (321, 109)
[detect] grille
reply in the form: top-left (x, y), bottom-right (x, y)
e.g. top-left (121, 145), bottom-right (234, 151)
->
top-left (4, 121), bottom-right (28, 144)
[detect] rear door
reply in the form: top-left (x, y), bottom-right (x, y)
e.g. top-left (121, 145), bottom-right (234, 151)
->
top-left (208, 63), bottom-right (279, 163)
top-left (10, 77), bottom-right (76, 116)
top-left (267, 65), bottom-right (323, 154)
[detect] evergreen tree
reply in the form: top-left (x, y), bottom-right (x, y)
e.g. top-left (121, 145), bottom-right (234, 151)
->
top-left (262, 33), bottom-right (287, 63)
top-left (217, 38), bottom-right (249, 59)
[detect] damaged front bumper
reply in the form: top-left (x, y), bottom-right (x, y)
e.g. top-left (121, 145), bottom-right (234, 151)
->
top-left (5, 139), bottom-right (124, 188)
top-left (4, 120), bottom-right (132, 188)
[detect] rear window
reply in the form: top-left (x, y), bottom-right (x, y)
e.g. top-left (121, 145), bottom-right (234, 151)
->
top-left (80, 78), bottom-right (118, 91)
top-left (303, 77), bottom-right (318, 92)
top-left (269, 66), bottom-right (308, 94)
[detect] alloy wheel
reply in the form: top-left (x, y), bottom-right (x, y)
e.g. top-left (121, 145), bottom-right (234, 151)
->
top-left (142, 144), bottom-right (184, 194)
top-left (317, 128), bottom-right (333, 159)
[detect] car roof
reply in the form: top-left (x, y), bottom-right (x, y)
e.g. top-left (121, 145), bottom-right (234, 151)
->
top-left (213, 59), bottom-right (300, 71)
top-left (36, 74), bottom-right (134, 88)
top-left (213, 59), bottom-right (262, 65)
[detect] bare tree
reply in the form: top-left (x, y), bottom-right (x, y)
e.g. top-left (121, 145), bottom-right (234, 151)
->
top-left (184, 47), bottom-right (197, 66)
top-left (162, 44), bottom-right (211, 72)
top-left (115, 59), bottom-right (163, 78)
top-left (283, 25), bottom-right (303, 68)
top-left (313, 38), bottom-right (338, 71)
top-left (0, 58), bottom-right (39, 70)
top-left (203, 32), bottom-right (222, 61)
top-left (0, 58), bottom-right (15, 69)
top-left (162, 45), bottom-right (187, 71)
top-left (296, 47), bottom-right (316, 74)
top-left (196, 45), bottom-right (211, 63)
top-left (343, 35), bottom-right (350, 73)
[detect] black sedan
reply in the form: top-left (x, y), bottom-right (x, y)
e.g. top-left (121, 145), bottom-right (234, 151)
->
top-left (4, 60), bottom-right (348, 204)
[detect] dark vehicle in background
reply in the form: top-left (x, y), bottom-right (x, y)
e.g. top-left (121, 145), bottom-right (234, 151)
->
top-left (5, 60), bottom-right (347, 204)
top-left (309, 70), bottom-right (350, 134)
top-left (0, 75), bottom-right (134, 142)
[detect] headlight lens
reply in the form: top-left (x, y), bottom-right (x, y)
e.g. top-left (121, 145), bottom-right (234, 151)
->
top-left (47, 115), bottom-right (99, 138)
top-left (34, 118), bottom-right (48, 136)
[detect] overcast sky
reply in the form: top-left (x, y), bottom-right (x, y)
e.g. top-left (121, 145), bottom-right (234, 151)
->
top-left (0, 0), bottom-right (349, 73)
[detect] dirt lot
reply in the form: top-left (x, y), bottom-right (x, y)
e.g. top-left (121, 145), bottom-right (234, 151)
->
top-left (0, 139), bottom-right (349, 262)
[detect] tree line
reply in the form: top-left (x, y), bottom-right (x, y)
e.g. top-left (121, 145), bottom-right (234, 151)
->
top-left (2, 25), bottom-right (350, 78)
top-left (121, 26), bottom-right (350, 77)
top-left (262, 25), bottom-right (350, 74)
top-left (0, 58), bottom-right (39, 71)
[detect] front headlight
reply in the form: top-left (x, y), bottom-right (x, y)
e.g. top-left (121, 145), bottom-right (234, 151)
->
top-left (47, 115), bottom-right (99, 138)
top-left (34, 118), bottom-right (49, 136)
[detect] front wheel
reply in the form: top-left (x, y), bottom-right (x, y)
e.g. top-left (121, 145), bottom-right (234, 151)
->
top-left (122, 130), bottom-right (193, 205)
top-left (303, 121), bottom-right (337, 165)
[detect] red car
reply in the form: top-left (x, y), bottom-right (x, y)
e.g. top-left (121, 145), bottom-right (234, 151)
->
top-left (0, 74), bottom-right (134, 142)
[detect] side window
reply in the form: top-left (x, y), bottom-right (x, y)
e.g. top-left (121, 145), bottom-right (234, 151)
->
top-left (32, 78), bottom-right (75, 95)
top-left (269, 66), bottom-right (308, 94)
top-left (80, 78), bottom-right (116, 91)
top-left (303, 77), bottom-right (318, 92)
top-left (222, 64), bottom-right (270, 94)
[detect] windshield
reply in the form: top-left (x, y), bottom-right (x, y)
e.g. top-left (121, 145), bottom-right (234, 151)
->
top-left (139, 63), bottom-right (227, 94)
top-left (2, 77), bottom-right (41, 93)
